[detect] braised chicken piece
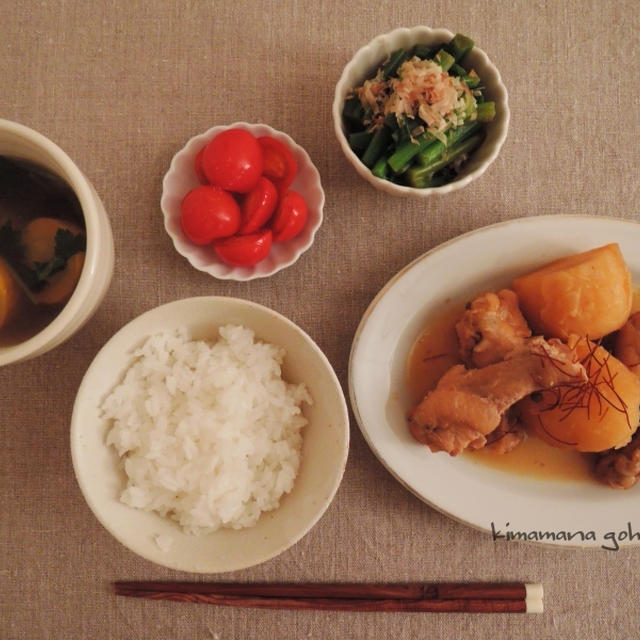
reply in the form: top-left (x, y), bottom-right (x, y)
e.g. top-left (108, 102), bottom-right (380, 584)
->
top-left (484, 409), bottom-right (526, 454)
top-left (594, 432), bottom-right (640, 489)
top-left (456, 289), bottom-right (531, 368)
top-left (450, 288), bottom-right (530, 452)
top-left (407, 337), bottom-right (586, 456)
top-left (614, 311), bottom-right (640, 376)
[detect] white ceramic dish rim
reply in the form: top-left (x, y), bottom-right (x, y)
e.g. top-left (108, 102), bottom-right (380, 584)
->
top-left (0, 118), bottom-right (112, 365)
top-left (349, 214), bottom-right (640, 548)
top-left (71, 296), bottom-right (350, 572)
top-left (332, 26), bottom-right (510, 198)
top-left (161, 122), bottom-right (325, 281)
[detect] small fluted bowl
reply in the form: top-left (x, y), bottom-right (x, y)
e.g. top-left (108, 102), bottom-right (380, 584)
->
top-left (332, 26), bottom-right (510, 197)
top-left (161, 123), bottom-right (324, 281)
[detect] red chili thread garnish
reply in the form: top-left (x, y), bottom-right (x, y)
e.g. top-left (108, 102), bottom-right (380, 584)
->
top-left (421, 353), bottom-right (450, 362)
top-left (532, 347), bottom-right (580, 376)
top-left (536, 414), bottom-right (578, 446)
top-left (534, 337), bottom-right (632, 435)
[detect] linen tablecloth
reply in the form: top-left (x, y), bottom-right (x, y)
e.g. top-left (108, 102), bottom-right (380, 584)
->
top-left (1, 1), bottom-right (639, 637)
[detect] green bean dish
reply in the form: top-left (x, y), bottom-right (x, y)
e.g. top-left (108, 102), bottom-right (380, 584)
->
top-left (342, 34), bottom-right (496, 188)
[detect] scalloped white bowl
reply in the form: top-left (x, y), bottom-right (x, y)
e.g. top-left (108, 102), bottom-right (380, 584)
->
top-left (161, 123), bottom-right (324, 281)
top-left (332, 26), bottom-right (510, 198)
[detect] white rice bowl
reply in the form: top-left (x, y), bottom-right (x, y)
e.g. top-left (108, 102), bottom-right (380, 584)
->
top-left (70, 297), bottom-right (349, 573)
top-left (102, 325), bottom-right (311, 535)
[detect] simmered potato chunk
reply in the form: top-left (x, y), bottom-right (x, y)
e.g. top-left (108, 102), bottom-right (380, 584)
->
top-left (22, 217), bottom-right (85, 305)
top-left (0, 259), bottom-right (20, 329)
top-left (512, 244), bottom-right (631, 340)
top-left (519, 336), bottom-right (640, 452)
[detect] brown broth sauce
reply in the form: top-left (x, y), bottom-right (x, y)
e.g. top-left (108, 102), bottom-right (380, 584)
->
top-left (0, 156), bottom-right (84, 346)
top-left (406, 305), bottom-right (594, 483)
top-left (0, 298), bottom-right (60, 347)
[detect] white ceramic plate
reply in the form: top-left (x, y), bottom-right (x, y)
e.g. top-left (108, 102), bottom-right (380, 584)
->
top-left (349, 215), bottom-right (640, 548)
top-left (71, 297), bottom-right (349, 572)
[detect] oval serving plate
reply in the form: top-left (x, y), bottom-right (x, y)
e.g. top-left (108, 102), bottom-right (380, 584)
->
top-left (349, 215), bottom-right (640, 548)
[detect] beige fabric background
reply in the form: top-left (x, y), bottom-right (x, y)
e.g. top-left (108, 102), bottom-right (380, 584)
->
top-left (1, 1), bottom-right (639, 638)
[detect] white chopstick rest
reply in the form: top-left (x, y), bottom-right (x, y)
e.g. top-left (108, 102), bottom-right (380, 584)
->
top-left (525, 583), bottom-right (544, 613)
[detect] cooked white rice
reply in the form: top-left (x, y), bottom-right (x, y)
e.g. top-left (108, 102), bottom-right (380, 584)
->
top-left (102, 324), bottom-right (311, 535)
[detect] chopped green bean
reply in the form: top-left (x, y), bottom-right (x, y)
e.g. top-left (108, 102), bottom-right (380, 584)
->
top-left (434, 49), bottom-right (455, 72)
top-left (423, 173), bottom-right (452, 188)
top-left (382, 49), bottom-right (408, 79)
top-left (383, 113), bottom-right (400, 130)
top-left (446, 34), bottom-right (475, 62)
top-left (476, 101), bottom-right (496, 122)
top-left (411, 43), bottom-right (435, 59)
top-left (463, 69), bottom-right (481, 89)
top-left (387, 132), bottom-right (434, 173)
top-left (406, 132), bottom-right (485, 188)
top-left (391, 127), bottom-right (406, 145)
top-left (361, 126), bottom-right (391, 168)
top-left (348, 130), bottom-right (374, 153)
top-left (342, 96), bottom-right (364, 127)
top-left (371, 155), bottom-right (389, 179)
top-left (392, 118), bottom-right (425, 144)
top-left (416, 122), bottom-right (481, 166)
top-left (453, 65), bottom-right (481, 89)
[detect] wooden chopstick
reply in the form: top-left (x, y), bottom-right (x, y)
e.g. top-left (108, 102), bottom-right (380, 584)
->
top-left (113, 582), bottom-right (543, 613)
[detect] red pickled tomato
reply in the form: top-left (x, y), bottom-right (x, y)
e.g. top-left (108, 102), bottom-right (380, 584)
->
top-left (180, 185), bottom-right (241, 245)
top-left (194, 147), bottom-right (209, 185)
top-left (257, 136), bottom-right (298, 193)
top-left (213, 229), bottom-right (273, 267)
top-left (239, 177), bottom-right (278, 234)
top-left (202, 129), bottom-right (263, 194)
top-left (271, 190), bottom-right (308, 243)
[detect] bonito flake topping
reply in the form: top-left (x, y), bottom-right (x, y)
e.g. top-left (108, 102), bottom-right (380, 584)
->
top-left (356, 57), bottom-right (476, 143)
